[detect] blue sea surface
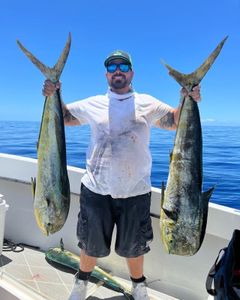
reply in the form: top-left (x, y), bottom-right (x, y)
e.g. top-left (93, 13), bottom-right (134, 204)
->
top-left (0, 121), bottom-right (239, 209)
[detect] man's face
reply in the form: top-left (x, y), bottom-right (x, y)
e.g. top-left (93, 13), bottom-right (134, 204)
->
top-left (105, 59), bottom-right (134, 92)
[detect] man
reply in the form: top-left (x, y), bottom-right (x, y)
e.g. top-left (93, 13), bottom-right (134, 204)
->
top-left (43, 50), bottom-right (201, 300)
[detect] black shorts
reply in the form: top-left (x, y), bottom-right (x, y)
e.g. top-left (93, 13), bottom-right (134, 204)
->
top-left (77, 184), bottom-right (153, 258)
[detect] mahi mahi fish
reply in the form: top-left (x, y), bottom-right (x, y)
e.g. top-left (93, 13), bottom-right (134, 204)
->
top-left (160, 37), bottom-right (227, 255)
top-left (45, 239), bottom-right (133, 299)
top-left (17, 34), bottom-right (71, 235)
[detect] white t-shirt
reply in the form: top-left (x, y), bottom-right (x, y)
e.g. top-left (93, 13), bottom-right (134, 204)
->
top-left (67, 89), bottom-right (172, 198)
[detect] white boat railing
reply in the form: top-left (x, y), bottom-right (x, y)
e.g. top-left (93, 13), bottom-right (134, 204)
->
top-left (0, 152), bottom-right (240, 241)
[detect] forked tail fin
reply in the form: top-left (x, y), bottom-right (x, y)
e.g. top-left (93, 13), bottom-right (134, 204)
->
top-left (161, 36), bottom-right (228, 91)
top-left (17, 33), bottom-right (71, 82)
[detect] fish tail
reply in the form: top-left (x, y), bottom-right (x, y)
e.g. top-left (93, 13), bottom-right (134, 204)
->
top-left (161, 36), bottom-right (228, 90)
top-left (17, 33), bottom-right (71, 82)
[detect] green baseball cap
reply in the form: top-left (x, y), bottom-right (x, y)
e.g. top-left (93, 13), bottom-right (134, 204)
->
top-left (104, 50), bottom-right (132, 67)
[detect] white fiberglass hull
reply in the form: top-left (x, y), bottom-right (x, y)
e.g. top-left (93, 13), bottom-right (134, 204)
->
top-left (0, 153), bottom-right (239, 299)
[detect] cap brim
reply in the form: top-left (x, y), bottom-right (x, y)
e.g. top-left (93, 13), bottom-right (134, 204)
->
top-left (104, 56), bottom-right (131, 67)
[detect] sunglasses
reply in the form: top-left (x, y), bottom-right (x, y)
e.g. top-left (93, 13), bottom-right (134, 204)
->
top-left (106, 63), bottom-right (132, 73)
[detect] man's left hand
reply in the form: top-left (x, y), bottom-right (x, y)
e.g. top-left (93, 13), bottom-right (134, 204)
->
top-left (181, 85), bottom-right (201, 103)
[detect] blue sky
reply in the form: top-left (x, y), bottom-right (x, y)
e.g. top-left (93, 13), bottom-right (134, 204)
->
top-left (1, 0), bottom-right (239, 124)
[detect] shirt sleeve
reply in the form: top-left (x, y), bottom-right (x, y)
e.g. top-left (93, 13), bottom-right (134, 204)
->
top-left (66, 98), bottom-right (90, 125)
top-left (138, 94), bottom-right (173, 126)
top-left (153, 99), bottom-right (173, 124)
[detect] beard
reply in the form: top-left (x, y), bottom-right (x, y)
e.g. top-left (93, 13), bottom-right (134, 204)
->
top-left (109, 74), bottom-right (130, 90)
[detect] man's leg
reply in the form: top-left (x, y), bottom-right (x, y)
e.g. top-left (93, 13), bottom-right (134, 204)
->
top-left (80, 250), bottom-right (97, 272)
top-left (115, 193), bottom-right (152, 300)
top-left (126, 255), bottom-right (144, 279)
top-left (69, 184), bottom-right (113, 300)
top-left (127, 255), bottom-right (149, 300)
top-left (68, 250), bottom-right (97, 300)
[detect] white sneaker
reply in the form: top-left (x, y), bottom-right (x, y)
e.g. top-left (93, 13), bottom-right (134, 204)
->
top-left (68, 278), bottom-right (88, 300)
top-left (132, 281), bottom-right (150, 300)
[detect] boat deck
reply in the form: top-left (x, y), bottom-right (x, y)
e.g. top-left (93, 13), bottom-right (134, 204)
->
top-left (0, 244), bottom-right (177, 300)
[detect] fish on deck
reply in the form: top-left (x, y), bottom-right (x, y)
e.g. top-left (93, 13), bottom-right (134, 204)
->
top-left (45, 239), bottom-right (133, 299)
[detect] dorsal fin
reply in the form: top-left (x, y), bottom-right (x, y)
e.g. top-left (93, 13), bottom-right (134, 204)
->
top-left (60, 238), bottom-right (65, 251)
top-left (161, 181), bottom-right (165, 208)
top-left (31, 177), bottom-right (36, 199)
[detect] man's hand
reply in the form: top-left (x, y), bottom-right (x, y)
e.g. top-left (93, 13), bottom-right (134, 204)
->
top-left (42, 80), bottom-right (61, 97)
top-left (41, 80), bottom-right (80, 126)
top-left (181, 85), bottom-right (201, 103)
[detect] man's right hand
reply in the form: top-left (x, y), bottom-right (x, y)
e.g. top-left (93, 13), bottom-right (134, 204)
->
top-left (42, 80), bottom-right (61, 97)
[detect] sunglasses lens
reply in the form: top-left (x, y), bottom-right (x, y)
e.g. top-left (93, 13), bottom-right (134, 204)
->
top-left (107, 64), bottom-right (117, 73)
top-left (107, 63), bottom-right (131, 73)
top-left (119, 64), bottom-right (130, 72)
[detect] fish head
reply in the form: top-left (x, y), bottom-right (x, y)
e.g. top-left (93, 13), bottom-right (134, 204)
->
top-left (161, 217), bottom-right (178, 254)
top-left (34, 196), bottom-right (67, 235)
top-left (161, 216), bottom-right (201, 256)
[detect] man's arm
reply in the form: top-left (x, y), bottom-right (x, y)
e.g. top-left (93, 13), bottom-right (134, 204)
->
top-left (157, 109), bottom-right (177, 130)
top-left (43, 80), bottom-right (80, 126)
top-left (157, 85), bottom-right (201, 130)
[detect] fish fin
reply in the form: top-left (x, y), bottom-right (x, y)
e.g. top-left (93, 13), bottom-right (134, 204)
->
top-left (60, 238), bottom-right (64, 251)
top-left (161, 36), bottom-right (227, 90)
top-left (199, 186), bottom-right (215, 247)
top-left (37, 96), bottom-right (48, 151)
top-left (161, 181), bottom-right (165, 208)
top-left (31, 177), bottom-right (36, 198)
top-left (53, 33), bottom-right (71, 77)
top-left (160, 182), bottom-right (178, 221)
top-left (17, 33), bottom-right (71, 82)
top-left (169, 151), bottom-right (173, 163)
top-left (202, 186), bottom-right (215, 203)
top-left (124, 293), bottom-right (134, 300)
top-left (162, 207), bottom-right (178, 222)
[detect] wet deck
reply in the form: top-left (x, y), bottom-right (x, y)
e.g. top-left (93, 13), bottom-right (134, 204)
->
top-left (0, 245), bottom-right (177, 300)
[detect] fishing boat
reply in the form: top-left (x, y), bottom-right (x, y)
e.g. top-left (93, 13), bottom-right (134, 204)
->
top-left (0, 152), bottom-right (239, 300)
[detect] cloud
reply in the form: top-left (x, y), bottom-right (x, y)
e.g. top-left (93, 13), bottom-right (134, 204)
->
top-left (202, 118), bottom-right (216, 123)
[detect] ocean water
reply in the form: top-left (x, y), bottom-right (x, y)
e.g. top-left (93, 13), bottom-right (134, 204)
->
top-left (0, 121), bottom-right (239, 209)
